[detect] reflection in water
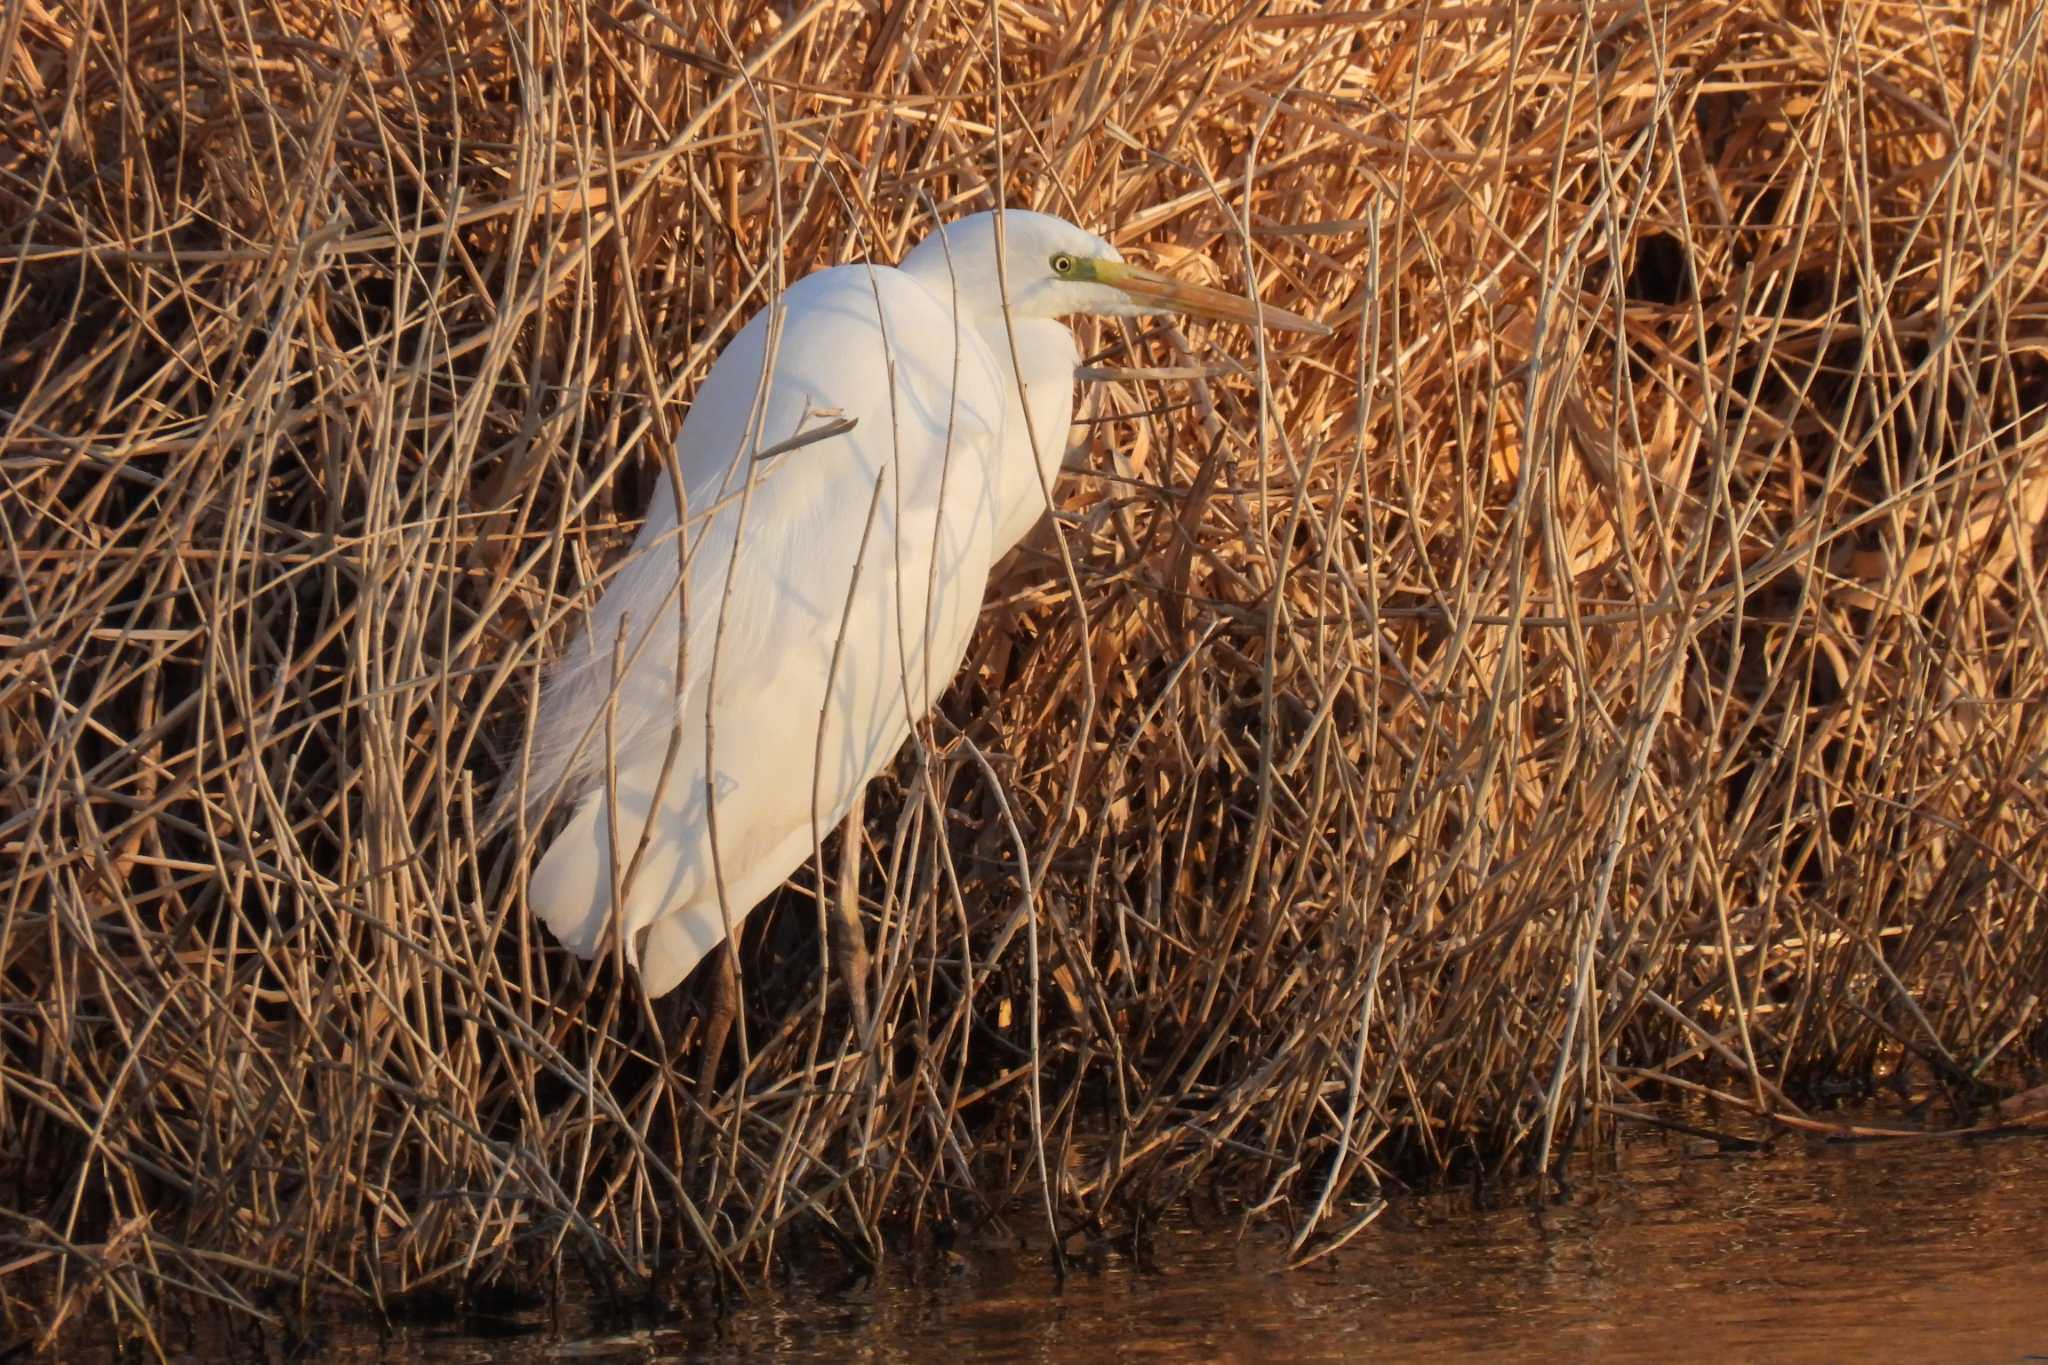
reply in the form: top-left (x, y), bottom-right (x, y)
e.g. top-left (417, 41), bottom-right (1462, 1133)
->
top-left (333, 1124), bottom-right (2048, 1362)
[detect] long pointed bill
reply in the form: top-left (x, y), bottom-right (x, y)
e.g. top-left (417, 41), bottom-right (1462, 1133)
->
top-left (1097, 260), bottom-right (1331, 337)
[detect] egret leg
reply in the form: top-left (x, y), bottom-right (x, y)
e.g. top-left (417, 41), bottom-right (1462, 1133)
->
top-left (831, 790), bottom-right (873, 1048)
top-left (694, 942), bottom-right (739, 1119)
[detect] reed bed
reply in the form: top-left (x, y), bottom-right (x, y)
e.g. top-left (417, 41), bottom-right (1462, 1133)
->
top-left (4, 0), bottom-right (2046, 1350)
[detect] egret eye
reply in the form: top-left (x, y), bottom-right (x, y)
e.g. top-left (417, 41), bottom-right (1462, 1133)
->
top-left (1051, 253), bottom-right (1075, 276)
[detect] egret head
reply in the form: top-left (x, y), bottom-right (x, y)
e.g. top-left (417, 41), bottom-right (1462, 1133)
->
top-left (902, 209), bottom-right (1330, 336)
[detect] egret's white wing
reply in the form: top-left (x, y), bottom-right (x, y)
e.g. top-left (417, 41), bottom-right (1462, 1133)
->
top-left (522, 263), bottom-right (1010, 993)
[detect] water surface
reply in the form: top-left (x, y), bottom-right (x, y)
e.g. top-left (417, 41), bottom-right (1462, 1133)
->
top-left (336, 1121), bottom-right (2048, 1362)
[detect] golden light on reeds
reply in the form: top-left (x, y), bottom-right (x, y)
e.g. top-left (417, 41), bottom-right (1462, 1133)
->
top-left (2, 0), bottom-right (2045, 1349)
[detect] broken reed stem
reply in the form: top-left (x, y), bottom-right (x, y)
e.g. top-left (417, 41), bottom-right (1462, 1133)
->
top-left (3, 0), bottom-right (2047, 1349)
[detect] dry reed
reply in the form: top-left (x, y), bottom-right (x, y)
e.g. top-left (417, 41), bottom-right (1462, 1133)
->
top-left (3, 0), bottom-right (2047, 1351)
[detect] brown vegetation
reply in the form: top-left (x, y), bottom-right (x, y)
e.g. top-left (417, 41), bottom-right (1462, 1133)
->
top-left (3, 0), bottom-right (2046, 1350)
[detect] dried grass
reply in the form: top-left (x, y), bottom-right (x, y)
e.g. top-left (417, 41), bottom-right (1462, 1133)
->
top-left (4, 0), bottom-right (2047, 1349)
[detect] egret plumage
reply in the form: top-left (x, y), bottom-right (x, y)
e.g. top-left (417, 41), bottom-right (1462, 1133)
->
top-left (506, 209), bottom-right (1325, 1000)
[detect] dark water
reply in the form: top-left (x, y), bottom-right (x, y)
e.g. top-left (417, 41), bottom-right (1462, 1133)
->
top-left (327, 1122), bottom-right (2047, 1362)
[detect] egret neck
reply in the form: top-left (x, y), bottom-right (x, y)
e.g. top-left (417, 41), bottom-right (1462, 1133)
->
top-left (897, 221), bottom-right (1081, 555)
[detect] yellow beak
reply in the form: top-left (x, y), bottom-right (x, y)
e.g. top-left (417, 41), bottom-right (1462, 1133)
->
top-left (1099, 260), bottom-right (1331, 337)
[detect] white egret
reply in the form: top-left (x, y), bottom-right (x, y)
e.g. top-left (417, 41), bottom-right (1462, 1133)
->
top-left (506, 209), bottom-right (1324, 1015)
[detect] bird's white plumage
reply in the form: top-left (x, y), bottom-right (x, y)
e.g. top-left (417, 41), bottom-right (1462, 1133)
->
top-left (517, 211), bottom-right (1101, 995)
